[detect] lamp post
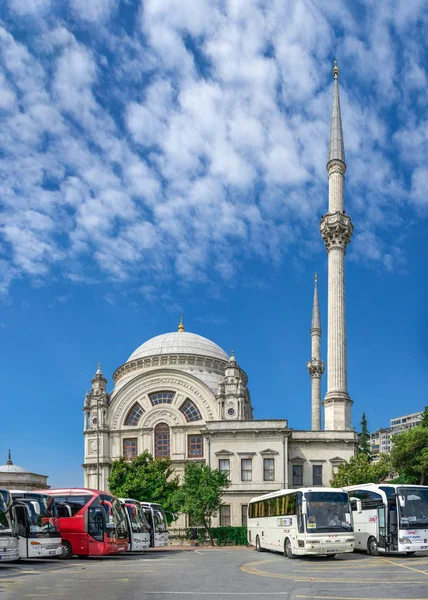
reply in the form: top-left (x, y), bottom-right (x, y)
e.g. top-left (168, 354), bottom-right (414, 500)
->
top-left (96, 394), bottom-right (100, 490)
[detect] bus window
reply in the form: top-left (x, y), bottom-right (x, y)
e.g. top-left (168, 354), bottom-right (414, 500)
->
top-left (88, 506), bottom-right (104, 542)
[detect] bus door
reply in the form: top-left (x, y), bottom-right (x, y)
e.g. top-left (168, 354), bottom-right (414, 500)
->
top-left (14, 504), bottom-right (29, 558)
top-left (86, 501), bottom-right (105, 554)
top-left (143, 508), bottom-right (155, 547)
top-left (387, 501), bottom-right (398, 551)
top-left (377, 505), bottom-right (387, 550)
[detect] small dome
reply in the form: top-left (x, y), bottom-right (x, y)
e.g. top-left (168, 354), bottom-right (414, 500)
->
top-left (127, 331), bottom-right (229, 363)
top-left (0, 464), bottom-right (28, 473)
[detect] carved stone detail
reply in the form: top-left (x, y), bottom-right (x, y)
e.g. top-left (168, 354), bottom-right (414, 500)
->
top-left (327, 159), bottom-right (346, 175)
top-left (306, 359), bottom-right (325, 378)
top-left (320, 211), bottom-right (353, 251)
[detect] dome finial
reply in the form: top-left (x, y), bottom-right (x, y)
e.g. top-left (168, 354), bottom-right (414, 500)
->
top-left (96, 362), bottom-right (102, 374)
top-left (178, 316), bottom-right (185, 332)
top-left (333, 58), bottom-right (339, 80)
top-left (7, 450), bottom-right (12, 465)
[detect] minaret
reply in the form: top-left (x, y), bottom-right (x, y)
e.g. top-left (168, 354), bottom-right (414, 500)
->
top-left (307, 274), bottom-right (325, 430)
top-left (320, 60), bottom-right (353, 431)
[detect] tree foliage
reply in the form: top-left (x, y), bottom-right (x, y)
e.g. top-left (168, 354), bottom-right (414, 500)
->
top-left (330, 452), bottom-right (392, 487)
top-left (173, 463), bottom-right (230, 546)
top-left (357, 412), bottom-right (371, 458)
top-left (390, 426), bottom-right (428, 485)
top-left (108, 450), bottom-right (180, 519)
top-left (420, 406), bottom-right (428, 429)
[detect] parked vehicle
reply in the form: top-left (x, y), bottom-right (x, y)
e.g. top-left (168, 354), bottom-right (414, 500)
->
top-left (39, 488), bottom-right (128, 558)
top-left (248, 487), bottom-right (355, 558)
top-left (345, 483), bottom-right (428, 555)
top-left (119, 498), bottom-right (150, 551)
top-left (0, 488), bottom-right (19, 562)
top-left (10, 490), bottom-right (62, 558)
top-left (140, 502), bottom-right (169, 547)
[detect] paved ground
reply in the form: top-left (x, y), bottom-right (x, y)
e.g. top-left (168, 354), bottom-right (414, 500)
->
top-left (1, 548), bottom-right (428, 600)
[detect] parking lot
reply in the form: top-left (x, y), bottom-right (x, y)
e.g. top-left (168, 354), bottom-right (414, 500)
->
top-left (1, 548), bottom-right (428, 600)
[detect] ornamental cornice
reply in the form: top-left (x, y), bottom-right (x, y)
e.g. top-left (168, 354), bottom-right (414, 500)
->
top-left (140, 406), bottom-right (184, 428)
top-left (327, 159), bottom-right (346, 175)
top-left (306, 359), bottom-right (325, 378)
top-left (113, 354), bottom-right (228, 384)
top-left (320, 211), bottom-right (353, 251)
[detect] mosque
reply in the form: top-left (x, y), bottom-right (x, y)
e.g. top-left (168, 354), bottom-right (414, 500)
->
top-left (83, 62), bottom-right (357, 527)
top-left (0, 451), bottom-right (49, 491)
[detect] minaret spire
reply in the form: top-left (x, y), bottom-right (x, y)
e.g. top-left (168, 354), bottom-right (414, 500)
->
top-left (320, 60), bottom-right (353, 431)
top-left (7, 450), bottom-right (12, 465)
top-left (307, 273), bottom-right (325, 430)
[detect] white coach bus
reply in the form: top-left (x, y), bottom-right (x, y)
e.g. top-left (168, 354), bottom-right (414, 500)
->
top-left (345, 483), bottom-right (428, 556)
top-left (248, 487), bottom-right (355, 559)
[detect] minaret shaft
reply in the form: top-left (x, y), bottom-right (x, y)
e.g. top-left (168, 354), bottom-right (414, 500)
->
top-left (307, 274), bottom-right (324, 431)
top-left (320, 60), bottom-right (353, 431)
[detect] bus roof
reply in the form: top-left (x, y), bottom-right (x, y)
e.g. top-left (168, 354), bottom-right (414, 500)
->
top-left (33, 488), bottom-right (114, 497)
top-left (249, 487), bottom-right (347, 503)
top-left (344, 483), bottom-right (428, 491)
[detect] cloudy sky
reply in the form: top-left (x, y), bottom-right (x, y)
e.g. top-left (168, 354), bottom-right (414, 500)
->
top-left (1, 0), bottom-right (427, 486)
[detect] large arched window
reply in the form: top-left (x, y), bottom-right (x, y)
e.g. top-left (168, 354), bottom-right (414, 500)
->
top-left (155, 423), bottom-right (170, 457)
top-left (149, 391), bottom-right (175, 405)
top-left (125, 403), bottom-right (145, 426)
top-left (180, 399), bottom-right (202, 423)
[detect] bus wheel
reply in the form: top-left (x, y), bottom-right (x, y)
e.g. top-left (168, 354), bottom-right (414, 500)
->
top-left (406, 552), bottom-right (416, 555)
top-left (284, 538), bottom-right (296, 559)
top-left (255, 536), bottom-right (264, 552)
top-left (61, 541), bottom-right (73, 560)
top-left (367, 537), bottom-right (378, 556)
top-left (326, 554), bottom-right (336, 559)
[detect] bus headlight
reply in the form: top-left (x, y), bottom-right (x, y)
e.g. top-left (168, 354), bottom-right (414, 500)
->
top-left (399, 538), bottom-right (411, 544)
top-left (30, 542), bottom-right (41, 546)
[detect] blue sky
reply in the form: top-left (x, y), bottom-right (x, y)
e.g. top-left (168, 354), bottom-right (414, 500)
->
top-left (0, 0), bottom-right (427, 487)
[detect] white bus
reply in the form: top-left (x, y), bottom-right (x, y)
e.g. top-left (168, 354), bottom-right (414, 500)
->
top-left (345, 483), bottom-right (428, 555)
top-left (140, 502), bottom-right (169, 548)
top-left (0, 489), bottom-right (19, 562)
top-left (10, 490), bottom-right (63, 558)
top-left (120, 498), bottom-right (151, 551)
top-left (248, 487), bottom-right (355, 559)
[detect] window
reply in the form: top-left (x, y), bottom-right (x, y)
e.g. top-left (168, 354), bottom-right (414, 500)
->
top-left (312, 465), bottom-right (323, 486)
top-left (241, 505), bottom-right (248, 527)
top-left (180, 399), bottom-right (202, 422)
top-left (155, 423), bottom-right (170, 457)
top-left (219, 459), bottom-right (230, 475)
top-left (125, 403), bottom-right (145, 426)
top-left (248, 493), bottom-right (298, 519)
top-left (188, 435), bottom-right (203, 458)
top-left (219, 505), bottom-right (231, 526)
top-left (241, 459), bottom-right (252, 481)
top-left (293, 465), bottom-right (303, 487)
top-left (149, 391), bottom-right (175, 405)
top-left (123, 438), bottom-right (137, 460)
top-left (263, 458), bottom-right (275, 481)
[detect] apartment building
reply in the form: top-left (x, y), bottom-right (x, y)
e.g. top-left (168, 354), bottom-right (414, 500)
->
top-left (370, 411), bottom-right (423, 460)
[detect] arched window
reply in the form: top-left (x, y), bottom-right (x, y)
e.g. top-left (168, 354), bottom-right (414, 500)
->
top-left (180, 399), bottom-right (202, 422)
top-left (125, 403), bottom-right (145, 426)
top-left (155, 423), bottom-right (170, 457)
top-left (149, 391), bottom-right (175, 405)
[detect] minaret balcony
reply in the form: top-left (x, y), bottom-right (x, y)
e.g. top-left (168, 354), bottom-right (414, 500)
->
top-left (320, 211), bottom-right (353, 251)
top-left (306, 359), bottom-right (325, 377)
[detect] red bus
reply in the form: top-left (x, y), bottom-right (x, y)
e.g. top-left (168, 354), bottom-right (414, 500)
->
top-left (38, 488), bottom-right (129, 558)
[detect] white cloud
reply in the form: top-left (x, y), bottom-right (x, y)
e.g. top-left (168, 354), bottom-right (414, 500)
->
top-left (68, 0), bottom-right (116, 23)
top-left (8, 0), bottom-right (51, 16)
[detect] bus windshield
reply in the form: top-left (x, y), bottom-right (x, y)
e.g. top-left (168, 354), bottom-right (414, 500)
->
top-left (101, 496), bottom-right (128, 540)
top-left (305, 491), bottom-right (352, 533)
top-left (126, 504), bottom-right (149, 534)
top-left (153, 507), bottom-right (168, 533)
top-left (398, 487), bottom-right (428, 528)
top-left (18, 494), bottom-right (59, 538)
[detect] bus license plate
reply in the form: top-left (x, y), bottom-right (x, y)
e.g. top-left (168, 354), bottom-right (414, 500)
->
top-left (327, 549), bottom-right (337, 553)
top-left (49, 551), bottom-right (57, 555)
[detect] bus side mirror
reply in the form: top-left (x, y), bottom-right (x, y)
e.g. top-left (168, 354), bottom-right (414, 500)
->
top-left (31, 501), bottom-right (41, 515)
top-left (351, 497), bottom-right (362, 514)
top-left (398, 495), bottom-right (405, 508)
top-left (302, 499), bottom-right (307, 515)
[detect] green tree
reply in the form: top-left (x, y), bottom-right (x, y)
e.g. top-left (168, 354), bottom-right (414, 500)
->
top-left (390, 426), bottom-right (428, 485)
top-left (420, 406), bottom-right (428, 428)
top-left (330, 452), bottom-right (392, 487)
top-left (108, 450), bottom-right (180, 520)
top-left (173, 463), bottom-right (230, 546)
top-left (357, 412), bottom-right (371, 458)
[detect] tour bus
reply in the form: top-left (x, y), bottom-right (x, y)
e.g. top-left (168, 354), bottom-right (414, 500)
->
top-left (119, 498), bottom-right (151, 551)
top-left (248, 487), bottom-right (355, 558)
top-left (40, 488), bottom-right (129, 558)
top-left (140, 502), bottom-right (169, 547)
top-left (345, 483), bottom-right (428, 556)
top-left (0, 489), bottom-right (19, 562)
top-left (10, 490), bottom-right (63, 558)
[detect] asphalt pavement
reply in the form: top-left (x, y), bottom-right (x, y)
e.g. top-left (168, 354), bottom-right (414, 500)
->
top-left (1, 547), bottom-right (428, 600)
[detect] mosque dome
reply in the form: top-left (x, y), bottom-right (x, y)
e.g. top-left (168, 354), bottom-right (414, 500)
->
top-left (0, 451), bottom-right (27, 473)
top-left (126, 331), bottom-right (229, 364)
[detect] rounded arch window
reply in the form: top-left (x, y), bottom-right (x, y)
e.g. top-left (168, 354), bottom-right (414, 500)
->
top-left (180, 399), bottom-right (202, 423)
top-left (154, 422), bottom-right (170, 458)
